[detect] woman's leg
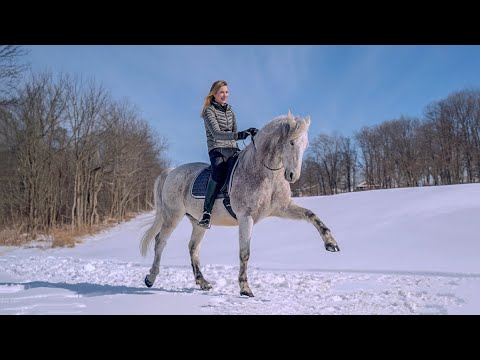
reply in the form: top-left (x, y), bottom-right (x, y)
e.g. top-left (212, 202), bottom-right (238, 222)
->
top-left (198, 149), bottom-right (229, 228)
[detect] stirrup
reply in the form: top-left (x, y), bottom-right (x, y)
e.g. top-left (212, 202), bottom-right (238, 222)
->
top-left (198, 212), bottom-right (211, 229)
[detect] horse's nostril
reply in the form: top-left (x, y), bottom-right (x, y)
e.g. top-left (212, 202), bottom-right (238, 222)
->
top-left (289, 172), bottom-right (294, 180)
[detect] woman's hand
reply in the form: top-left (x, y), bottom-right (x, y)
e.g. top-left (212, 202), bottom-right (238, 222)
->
top-left (247, 128), bottom-right (259, 137)
top-left (236, 130), bottom-right (251, 140)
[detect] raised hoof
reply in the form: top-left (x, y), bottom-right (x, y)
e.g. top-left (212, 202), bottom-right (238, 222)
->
top-left (325, 243), bottom-right (340, 252)
top-left (240, 290), bottom-right (255, 297)
top-left (145, 275), bottom-right (154, 288)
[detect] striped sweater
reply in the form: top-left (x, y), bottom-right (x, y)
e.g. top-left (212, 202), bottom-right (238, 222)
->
top-left (202, 100), bottom-right (239, 153)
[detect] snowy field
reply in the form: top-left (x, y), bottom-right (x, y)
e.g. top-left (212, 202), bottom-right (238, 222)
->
top-left (1, 183), bottom-right (479, 315)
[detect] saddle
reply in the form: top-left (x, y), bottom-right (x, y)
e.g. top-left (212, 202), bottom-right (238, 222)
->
top-left (191, 155), bottom-right (240, 219)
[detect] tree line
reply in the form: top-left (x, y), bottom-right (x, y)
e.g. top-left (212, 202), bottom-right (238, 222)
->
top-left (0, 47), bottom-right (168, 242)
top-left (293, 88), bottom-right (480, 196)
top-left (2, 46), bottom-right (479, 243)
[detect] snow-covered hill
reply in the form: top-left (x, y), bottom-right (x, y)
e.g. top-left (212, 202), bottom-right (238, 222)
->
top-left (1, 183), bottom-right (479, 314)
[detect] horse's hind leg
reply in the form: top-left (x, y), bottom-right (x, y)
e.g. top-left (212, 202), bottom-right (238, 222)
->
top-left (144, 213), bottom-right (183, 288)
top-left (186, 214), bottom-right (212, 290)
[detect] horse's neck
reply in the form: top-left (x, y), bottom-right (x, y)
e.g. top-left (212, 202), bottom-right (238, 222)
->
top-left (238, 143), bottom-right (283, 179)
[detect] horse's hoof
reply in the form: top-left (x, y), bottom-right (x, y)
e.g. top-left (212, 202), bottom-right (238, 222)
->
top-left (145, 275), bottom-right (154, 288)
top-left (195, 276), bottom-right (213, 290)
top-left (240, 290), bottom-right (255, 297)
top-left (199, 281), bottom-right (212, 291)
top-left (325, 243), bottom-right (340, 252)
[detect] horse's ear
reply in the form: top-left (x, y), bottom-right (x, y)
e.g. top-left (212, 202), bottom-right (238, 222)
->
top-left (286, 111), bottom-right (295, 134)
top-left (305, 115), bottom-right (311, 126)
top-left (287, 110), bottom-right (293, 121)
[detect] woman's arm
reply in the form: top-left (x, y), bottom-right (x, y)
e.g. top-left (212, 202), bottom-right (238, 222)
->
top-left (203, 108), bottom-right (237, 140)
top-left (232, 110), bottom-right (238, 133)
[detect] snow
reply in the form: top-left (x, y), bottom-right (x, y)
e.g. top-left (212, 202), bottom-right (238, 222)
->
top-left (1, 183), bottom-right (479, 314)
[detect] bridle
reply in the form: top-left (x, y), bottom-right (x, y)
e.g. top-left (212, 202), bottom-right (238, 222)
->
top-left (250, 134), bottom-right (284, 171)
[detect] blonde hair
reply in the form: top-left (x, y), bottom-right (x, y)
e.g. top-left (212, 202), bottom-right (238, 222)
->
top-left (200, 80), bottom-right (228, 117)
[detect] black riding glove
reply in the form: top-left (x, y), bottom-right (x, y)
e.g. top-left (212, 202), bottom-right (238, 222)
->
top-left (247, 128), bottom-right (259, 137)
top-left (236, 130), bottom-right (251, 140)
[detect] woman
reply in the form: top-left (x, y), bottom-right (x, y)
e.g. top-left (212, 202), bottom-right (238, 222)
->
top-left (198, 80), bottom-right (258, 229)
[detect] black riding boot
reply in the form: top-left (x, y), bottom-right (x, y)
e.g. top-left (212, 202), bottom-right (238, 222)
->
top-left (198, 178), bottom-right (220, 229)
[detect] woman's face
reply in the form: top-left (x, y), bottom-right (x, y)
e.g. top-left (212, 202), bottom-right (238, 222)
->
top-left (214, 85), bottom-right (229, 105)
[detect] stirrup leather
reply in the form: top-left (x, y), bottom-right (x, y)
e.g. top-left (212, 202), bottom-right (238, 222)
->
top-left (222, 195), bottom-right (237, 220)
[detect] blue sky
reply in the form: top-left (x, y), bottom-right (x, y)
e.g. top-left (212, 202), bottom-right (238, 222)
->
top-left (26, 45), bottom-right (480, 166)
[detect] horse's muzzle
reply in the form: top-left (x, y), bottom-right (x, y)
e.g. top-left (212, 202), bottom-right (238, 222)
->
top-left (285, 170), bottom-right (298, 183)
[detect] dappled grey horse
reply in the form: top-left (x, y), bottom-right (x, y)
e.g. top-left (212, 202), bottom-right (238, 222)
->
top-left (140, 112), bottom-right (340, 297)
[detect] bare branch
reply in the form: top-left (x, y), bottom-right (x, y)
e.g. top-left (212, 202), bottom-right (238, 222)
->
top-left (0, 45), bottom-right (29, 104)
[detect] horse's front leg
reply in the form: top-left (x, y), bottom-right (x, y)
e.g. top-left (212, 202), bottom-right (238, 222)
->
top-left (187, 216), bottom-right (212, 291)
top-left (276, 202), bottom-right (340, 252)
top-left (238, 215), bottom-right (254, 297)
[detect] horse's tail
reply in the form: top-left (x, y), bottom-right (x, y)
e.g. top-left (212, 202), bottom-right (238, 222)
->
top-left (140, 167), bottom-right (173, 257)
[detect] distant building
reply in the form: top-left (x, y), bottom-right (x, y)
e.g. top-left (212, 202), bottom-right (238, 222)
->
top-left (355, 181), bottom-right (380, 191)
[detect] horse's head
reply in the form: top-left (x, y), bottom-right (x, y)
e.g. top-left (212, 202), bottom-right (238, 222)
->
top-left (252, 111), bottom-right (311, 183)
top-left (280, 111), bottom-right (310, 183)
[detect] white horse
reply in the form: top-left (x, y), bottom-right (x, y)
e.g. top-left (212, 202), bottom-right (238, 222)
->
top-left (140, 112), bottom-right (340, 297)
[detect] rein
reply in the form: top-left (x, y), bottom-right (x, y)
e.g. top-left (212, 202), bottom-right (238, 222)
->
top-left (251, 135), bottom-right (284, 171)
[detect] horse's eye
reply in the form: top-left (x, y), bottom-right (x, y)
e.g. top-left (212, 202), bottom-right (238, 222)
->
top-left (290, 141), bottom-right (294, 146)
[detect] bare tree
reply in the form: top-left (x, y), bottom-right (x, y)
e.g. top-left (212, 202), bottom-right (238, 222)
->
top-left (0, 45), bottom-right (29, 105)
top-left (64, 75), bottom-right (110, 230)
top-left (424, 100), bottom-right (462, 184)
top-left (388, 117), bottom-right (422, 187)
top-left (293, 156), bottom-right (321, 196)
top-left (441, 89), bottom-right (480, 183)
top-left (101, 99), bottom-right (168, 221)
top-left (355, 126), bottom-right (379, 187)
top-left (0, 68), bottom-right (169, 244)
top-left (302, 87), bottom-right (480, 196)
top-left (339, 136), bottom-right (357, 192)
top-left (0, 72), bottom-right (69, 236)
top-left (309, 133), bottom-right (343, 194)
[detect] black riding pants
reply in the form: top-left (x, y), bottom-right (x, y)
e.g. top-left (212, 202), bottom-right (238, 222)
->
top-left (208, 147), bottom-right (240, 186)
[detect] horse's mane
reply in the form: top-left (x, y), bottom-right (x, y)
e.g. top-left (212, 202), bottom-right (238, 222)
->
top-left (240, 114), bottom-right (309, 168)
top-left (259, 114), bottom-right (308, 140)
